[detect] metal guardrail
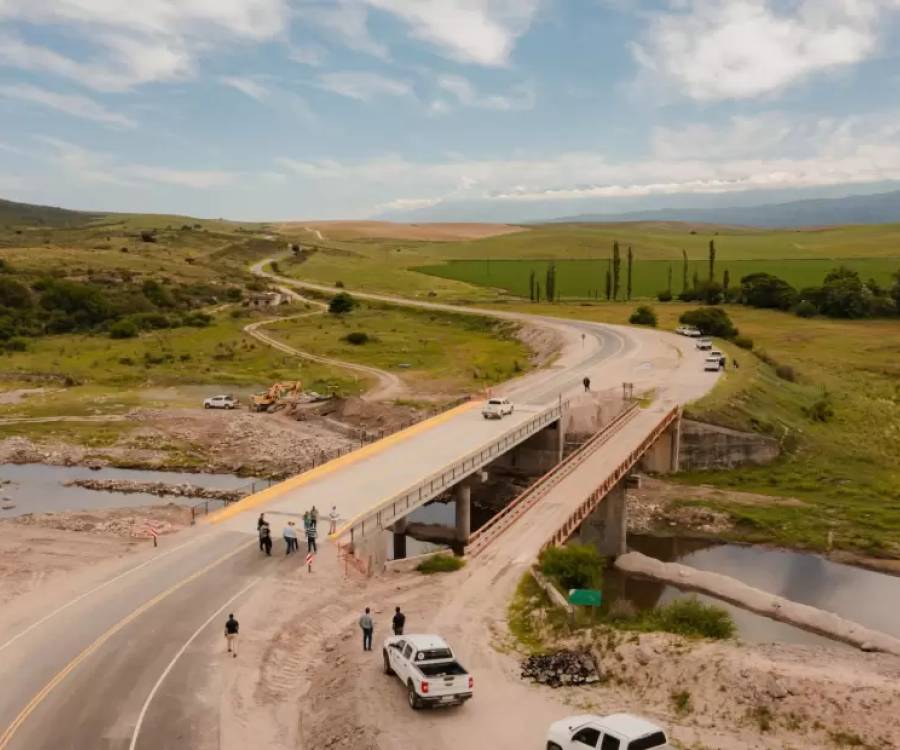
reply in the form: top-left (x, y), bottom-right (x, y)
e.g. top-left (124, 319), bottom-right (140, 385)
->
top-left (465, 402), bottom-right (640, 557)
top-left (345, 402), bottom-right (568, 544)
top-left (542, 406), bottom-right (681, 550)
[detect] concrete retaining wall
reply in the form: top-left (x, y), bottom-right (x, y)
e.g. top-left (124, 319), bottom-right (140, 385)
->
top-left (383, 549), bottom-right (446, 574)
top-left (679, 419), bottom-right (779, 471)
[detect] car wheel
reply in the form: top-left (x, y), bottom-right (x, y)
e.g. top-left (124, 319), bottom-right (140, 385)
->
top-left (547, 744), bottom-right (563, 750)
top-left (204, 403), bottom-right (210, 409)
top-left (407, 682), bottom-right (422, 710)
top-left (383, 650), bottom-right (394, 676)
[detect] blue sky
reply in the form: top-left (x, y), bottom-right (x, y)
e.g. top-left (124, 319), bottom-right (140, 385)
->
top-left (1, 0), bottom-right (900, 221)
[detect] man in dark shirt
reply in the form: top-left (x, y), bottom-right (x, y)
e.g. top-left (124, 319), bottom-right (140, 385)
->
top-left (392, 606), bottom-right (406, 636)
top-left (225, 614), bottom-right (239, 657)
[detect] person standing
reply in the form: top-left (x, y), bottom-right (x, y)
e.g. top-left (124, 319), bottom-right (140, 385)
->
top-left (310, 505), bottom-right (319, 527)
top-left (257, 513), bottom-right (266, 531)
top-left (303, 510), bottom-right (311, 532)
top-left (224, 613), bottom-right (239, 657)
top-left (392, 606), bottom-right (406, 636)
top-left (283, 522), bottom-right (296, 555)
top-left (359, 607), bottom-right (374, 651)
top-left (583, 376), bottom-right (591, 392)
top-left (328, 505), bottom-right (339, 535)
top-left (259, 521), bottom-right (272, 556)
top-left (306, 522), bottom-right (318, 553)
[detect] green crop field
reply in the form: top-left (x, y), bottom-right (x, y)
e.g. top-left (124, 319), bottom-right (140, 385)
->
top-left (416, 257), bottom-right (900, 300)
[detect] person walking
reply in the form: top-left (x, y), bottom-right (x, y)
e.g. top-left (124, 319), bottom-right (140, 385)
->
top-left (303, 510), bottom-right (311, 532)
top-left (259, 521), bottom-right (272, 556)
top-left (283, 522), bottom-right (296, 555)
top-left (583, 376), bottom-right (591, 392)
top-left (359, 607), bottom-right (374, 651)
top-left (257, 513), bottom-right (266, 530)
top-left (306, 522), bottom-right (318, 554)
top-left (328, 505), bottom-right (339, 535)
top-left (310, 505), bottom-right (319, 527)
top-left (392, 606), bottom-right (406, 636)
top-left (224, 613), bottom-right (239, 657)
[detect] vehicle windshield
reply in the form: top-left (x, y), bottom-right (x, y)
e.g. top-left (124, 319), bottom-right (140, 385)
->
top-left (628, 732), bottom-right (668, 749)
top-left (414, 648), bottom-right (453, 661)
top-left (488, 399), bottom-right (502, 405)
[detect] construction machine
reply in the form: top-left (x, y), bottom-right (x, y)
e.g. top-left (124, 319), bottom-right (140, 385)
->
top-left (250, 381), bottom-right (303, 412)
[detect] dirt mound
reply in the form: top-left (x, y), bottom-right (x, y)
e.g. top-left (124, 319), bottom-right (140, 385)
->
top-left (12, 503), bottom-right (192, 537)
top-left (324, 397), bottom-right (424, 431)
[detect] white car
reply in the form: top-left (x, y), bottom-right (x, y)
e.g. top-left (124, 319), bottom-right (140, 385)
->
top-left (203, 394), bottom-right (238, 409)
top-left (546, 713), bottom-right (672, 750)
top-left (704, 356), bottom-right (723, 372)
top-left (695, 338), bottom-right (712, 351)
top-left (482, 397), bottom-right (514, 419)
top-left (675, 325), bottom-right (701, 337)
top-left (382, 634), bottom-right (473, 710)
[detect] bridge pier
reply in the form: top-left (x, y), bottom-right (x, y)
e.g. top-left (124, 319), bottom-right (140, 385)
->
top-left (597, 479), bottom-right (627, 557)
top-left (488, 418), bottom-right (565, 477)
top-left (392, 517), bottom-right (408, 560)
top-left (455, 483), bottom-right (471, 543)
top-left (640, 417), bottom-right (681, 474)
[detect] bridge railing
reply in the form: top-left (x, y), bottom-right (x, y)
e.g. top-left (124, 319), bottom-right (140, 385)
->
top-left (465, 402), bottom-right (640, 557)
top-left (344, 401), bottom-right (567, 544)
top-left (542, 405), bottom-right (681, 550)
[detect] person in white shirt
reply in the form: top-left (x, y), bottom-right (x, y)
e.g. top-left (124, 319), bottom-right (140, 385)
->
top-left (328, 505), bottom-right (339, 535)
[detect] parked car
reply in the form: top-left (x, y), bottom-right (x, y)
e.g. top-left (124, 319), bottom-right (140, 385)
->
top-left (203, 394), bottom-right (238, 409)
top-left (382, 634), bottom-right (473, 710)
top-left (546, 713), bottom-right (672, 750)
top-left (482, 397), bottom-right (514, 419)
top-left (695, 338), bottom-right (712, 351)
top-left (675, 325), bottom-right (701, 337)
top-left (704, 356), bottom-right (723, 372)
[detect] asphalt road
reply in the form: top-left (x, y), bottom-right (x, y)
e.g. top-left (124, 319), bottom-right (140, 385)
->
top-left (0, 273), bottom-right (714, 750)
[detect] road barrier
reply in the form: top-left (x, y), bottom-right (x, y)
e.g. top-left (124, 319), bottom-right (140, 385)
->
top-left (465, 402), bottom-right (640, 558)
top-left (541, 406), bottom-right (681, 550)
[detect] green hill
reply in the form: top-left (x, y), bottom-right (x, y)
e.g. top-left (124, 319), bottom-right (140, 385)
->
top-left (0, 197), bottom-right (99, 228)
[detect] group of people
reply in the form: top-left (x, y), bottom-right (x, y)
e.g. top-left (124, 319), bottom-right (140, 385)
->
top-left (256, 505), bottom-right (339, 557)
top-left (358, 606), bottom-right (406, 651)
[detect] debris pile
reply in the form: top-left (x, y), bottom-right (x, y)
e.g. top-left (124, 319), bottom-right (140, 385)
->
top-left (520, 650), bottom-right (601, 688)
top-left (65, 478), bottom-right (245, 502)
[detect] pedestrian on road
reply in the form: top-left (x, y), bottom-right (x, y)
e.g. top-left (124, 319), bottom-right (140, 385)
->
top-left (257, 513), bottom-right (266, 530)
top-left (392, 606), bottom-right (406, 636)
top-left (583, 376), bottom-right (591, 392)
top-left (310, 505), bottom-right (319, 527)
top-left (259, 521), bottom-right (272, 556)
top-left (303, 510), bottom-right (311, 532)
top-left (225, 613), bottom-right (239, 657)
top-left (359, 607), bottom-right (374, 651)
top-left (307, 522), bottom-right (318, 553)
top-left (328, 505), bottom-right (339, 535)
top-left (284, 522), bottom-right (298, 555)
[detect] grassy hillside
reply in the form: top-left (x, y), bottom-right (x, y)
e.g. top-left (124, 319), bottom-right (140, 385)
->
top-left (0, 197), bottom-right (99, 228)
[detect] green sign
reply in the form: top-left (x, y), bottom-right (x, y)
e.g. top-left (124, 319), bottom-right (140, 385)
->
top-left (568, 588), bottom-right (602, 607)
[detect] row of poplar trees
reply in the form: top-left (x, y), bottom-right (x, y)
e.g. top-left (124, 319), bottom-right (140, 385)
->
top-left (526, 239), bottom-right (721, 302)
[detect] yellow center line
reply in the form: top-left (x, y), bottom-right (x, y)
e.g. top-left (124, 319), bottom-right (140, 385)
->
top-left (206, 400), bottom-right (479, 524)
top-left (0, 540), bottom-right (254, 750)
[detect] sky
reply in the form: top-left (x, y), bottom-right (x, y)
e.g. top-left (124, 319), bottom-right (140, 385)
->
top-left (1, 0), bottom-right (900, 221)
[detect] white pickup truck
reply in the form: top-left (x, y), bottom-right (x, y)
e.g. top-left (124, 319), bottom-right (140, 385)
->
top-left (546, 713), bottom-right (672, 750)
top-left (382, 634), bottom-right (473, 710)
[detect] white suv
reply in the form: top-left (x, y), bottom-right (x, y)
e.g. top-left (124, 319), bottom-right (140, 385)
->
top-left (203, 394), bottom-right (238, 410)
top-left (482, 398), bottom-right (514, 419)
top-left (547, 713), bottom-right (672, 750)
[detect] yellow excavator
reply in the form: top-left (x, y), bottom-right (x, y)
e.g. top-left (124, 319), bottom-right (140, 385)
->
top-left (250, 381), bottom-right (303, 412)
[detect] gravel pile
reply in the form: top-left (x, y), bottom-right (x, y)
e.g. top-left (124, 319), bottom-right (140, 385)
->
top-left (520, 650), bottom-right (601, 688)
top-left (65, 478), bottom-right (245, 502)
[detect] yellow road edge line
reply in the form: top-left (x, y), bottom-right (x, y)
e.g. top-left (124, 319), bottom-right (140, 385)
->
top-left (205, 400), bottom-right (479, 524)
top-left (0, 541), bottom-right (254, 750)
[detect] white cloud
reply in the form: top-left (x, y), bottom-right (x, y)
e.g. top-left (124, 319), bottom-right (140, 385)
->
top-left (633, 0), bottom-right (900, 101)
top-left (361, 0), bottom-right (542, 66)
top-left (0, 83), bottom-right (136, 128)
top-left (317, 71), bottom-right (412, 101)
top-left (288, 44), bottom-right (326, 67)
top-left (302, 1), bottom-right (390, 60)
top-left (221, 76), bottom-right (271, 101)
top-left (433, 74), bottom-right (534, 112)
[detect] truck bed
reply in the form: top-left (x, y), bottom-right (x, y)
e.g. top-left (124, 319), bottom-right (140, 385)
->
top-left (418, 661), bottom-right (467, 678)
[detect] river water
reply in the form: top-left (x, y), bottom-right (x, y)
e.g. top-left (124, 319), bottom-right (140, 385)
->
top-left (0, 463), bottom-right (253, 517)
top-left (601, 535), bottom-right (900, 646)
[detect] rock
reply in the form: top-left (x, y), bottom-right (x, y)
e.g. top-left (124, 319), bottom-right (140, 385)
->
top-left (520, 650), bottom-right (601, 688)
top-left (766, 676), bottom-right (788, 700)
top-left (1, 501), bottom-right (15, 510)
top-left (324, 643), bottom-right (336, 652)
top-left (635, 647), bottom-right (652, 666)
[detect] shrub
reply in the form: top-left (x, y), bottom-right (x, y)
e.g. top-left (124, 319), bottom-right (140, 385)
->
top-left (335, 280), bottom-right (345, 288)
top-left (225, 287), bottom-right (243, 302)
top-left (656, 290), bottom-right (673, 302)
top-left (739, 272), bottom-right (798, 310)
top-left (805, 391), bottom-right (834, 422)
top-left (539, 544), bottom-right (603, 591)
top-left (820, 266), bottom-right (871, 318)
top-left (109, 319), bottom-right (138, 339)
top-left (733, 335), bottom-right (754, 350)
top-left (775, 364), bottom-right (796, 382)
top-left (183, 312), bottom-right (212, 327)
top-left (130, 312), bottom-right (172, 330)
top-left (3, 337), bottom-right (27, 352)
top-left (628, 305), bottom-right (657, 327)
top-left (679, 307), bottom-right (736, 338)
top-left (678, 289), bottom-right (697, 302)
top-left (139, 230), bottom-right (156, 243)
top-left (793, 300), bottom-right (817, 318)
top-left (671, 690), bottom-right (693, 716)
top-left (328, 291), bottom-right (356, 314)
top-left (417, 554), bottom-right (465, 574)
top-left (343, 331), bottom-right (370, 345)
top-left (694, 279), bottom-right (724, 305)
top-left (0, 277), bottom-right (34, 309)
top-left (648, 598), bottom-right (735, 639)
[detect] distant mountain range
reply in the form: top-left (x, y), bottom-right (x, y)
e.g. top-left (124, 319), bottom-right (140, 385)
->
top-left (0, 197), bottom-right (98, 228)
top-left (548, 190), bottom-right (900, 228)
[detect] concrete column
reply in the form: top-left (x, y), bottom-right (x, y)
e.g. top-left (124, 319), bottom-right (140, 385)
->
top-left (455, 483), bottom-right (471, 543)
top-left (597, 481), bottom-right (627, 557)
top-left (555, 418), bottom-right (565, 463)
top-left (392, 517), bottom-right (408, 560)
top-left (670, 417), bottom-right (682, 473)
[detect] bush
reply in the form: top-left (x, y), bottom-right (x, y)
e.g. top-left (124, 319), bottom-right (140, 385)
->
top-left (0, 277), bottom-right (34, 309)
top-left (656, 290), bottom-right (673, 302)
top-left (646, 597), bottom-right (735, 639)
top-left (539, 544), bottom-right (604, 591)
top-left (793, 300), bottom-right (817, 318)
top-left (109, 319), bottom-right (139, 339)
top-left (183, 312), bottom-right (212, 327)
top-left (3, 337), bottom-right (27, 352)
top-left (130, 312), bottom-right (172, 330)
top-left (628, 305), bottom-right (657, 327)
top-left (416, 554), bottom-right (465, 574)
top-left (328, 291), bottom-right (356, 315)
top-left (739, 273), bottom-right (798, 310)
top-left (139, 230), bottom-right (156, 243)
top-left (678, 289), bottom-right (698, 302)
top-left (733, 335), bottom-right (754, 350)
top-left (225, 287), bottom-right (243, 302)
top-left (820, 266), bottom-right (871, 318)
top-left (335, 280), bottom-right (345, 288)
top-left (805, 391), bottom-right (834, 422)
top-left (343, 331), bottom-right (370, 345)
top-left (775, 364), bottom-right (796, 382)
top-left (694, 279), bottom-right (724, 305)
top-left (679, 307), bottom-right (736, 338)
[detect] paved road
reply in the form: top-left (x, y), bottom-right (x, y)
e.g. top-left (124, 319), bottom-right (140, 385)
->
top-left (0, 267), bottom-right (716, 749)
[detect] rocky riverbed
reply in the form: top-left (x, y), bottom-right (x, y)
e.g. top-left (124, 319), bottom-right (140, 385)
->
top-left (65, 478), bottom-right (246, 502)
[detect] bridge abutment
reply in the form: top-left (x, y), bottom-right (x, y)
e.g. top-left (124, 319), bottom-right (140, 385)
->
top-left (640, 417), bottom-right (681, 474)
top-left (597, 479), bottom-right (627, 556)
